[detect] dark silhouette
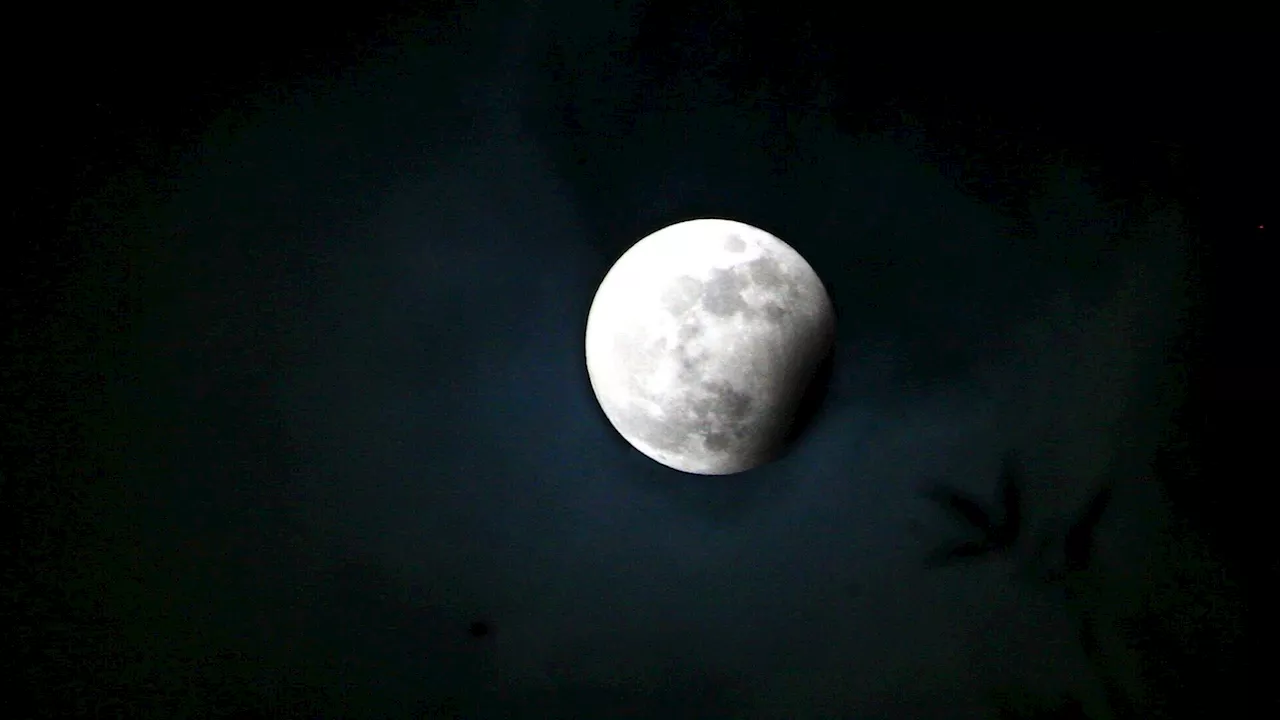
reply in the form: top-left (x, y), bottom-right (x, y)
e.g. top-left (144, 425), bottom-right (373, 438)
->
top-left (1053, 482), bottom-right (1132, 720)
top-left (468, 620), bottom-right (491, 639)
top-left (1062, 483), bottom-right (1113, 575)
top-left (923, 453), bottom-right (1114, 578)
top-left (923, 451), bottom-right (1025, 566)
top-left (1013, 481), bottom-right (1115, 588)
top-left (924, 455), bottom-right (1133, 718)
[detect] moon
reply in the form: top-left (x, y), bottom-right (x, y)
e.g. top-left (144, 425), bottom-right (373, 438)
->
top-left (585, 218), bottom-right (836, 475)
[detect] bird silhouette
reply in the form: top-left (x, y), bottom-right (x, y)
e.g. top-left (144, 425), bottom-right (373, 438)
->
top-left (923, 451), bottom-right (1025, 567)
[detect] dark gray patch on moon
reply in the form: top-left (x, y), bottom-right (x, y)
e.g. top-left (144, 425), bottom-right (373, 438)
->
top-left (700, 266), bottom-right (751, 317)
top-left (746, 257), bottom-right (799, 304)
top-left (750, 257), bottom-right (808, 326)
top-left (703, 379), bottom-right (753, 422)
top-left (697, 256), bottom-right (809, 325)
top-left (679, 378), bottom-right (757, 457)
top-left (724, 234), bottom-right (746, 253)
top-left (704, 432), bottom-right (732, 451)
top-left (677, 352), bottom-right (701, 379)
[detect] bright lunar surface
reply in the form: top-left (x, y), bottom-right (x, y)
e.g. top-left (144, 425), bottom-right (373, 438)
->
top-left (585, 218), bottom-right (836, 475)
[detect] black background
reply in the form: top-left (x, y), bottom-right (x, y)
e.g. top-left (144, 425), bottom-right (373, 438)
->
top-left (4, 6), bottom-right (1272, 718)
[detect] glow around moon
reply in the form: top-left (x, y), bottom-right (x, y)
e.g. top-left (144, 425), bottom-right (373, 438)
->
top-left (585, 218), bottom-right (836, 475)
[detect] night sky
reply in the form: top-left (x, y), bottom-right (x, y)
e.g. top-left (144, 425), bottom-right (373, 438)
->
top-left (5, 10), bottom-right (1272, 720)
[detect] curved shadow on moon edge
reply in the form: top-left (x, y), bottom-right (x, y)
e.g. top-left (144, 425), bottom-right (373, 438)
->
top-left (779, 338), bottom-right (838, 456)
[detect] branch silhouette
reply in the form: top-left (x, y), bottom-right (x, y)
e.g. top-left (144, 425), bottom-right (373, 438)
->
top-left (1063, 483), bottom-right (1113, 574)
top-left (922, 451), bottom-right (1025, 567)
top-left (922, 454), bottom-right (1129, 719)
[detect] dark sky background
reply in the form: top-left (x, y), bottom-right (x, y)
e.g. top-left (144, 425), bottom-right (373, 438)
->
top-left (4, 8), bottom-right (1273, 719)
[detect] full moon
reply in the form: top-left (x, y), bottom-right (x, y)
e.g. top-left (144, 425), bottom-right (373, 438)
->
top-left (585, 218), bottom-right (836, 475)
